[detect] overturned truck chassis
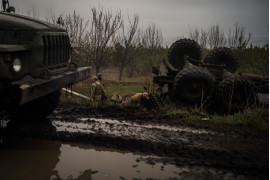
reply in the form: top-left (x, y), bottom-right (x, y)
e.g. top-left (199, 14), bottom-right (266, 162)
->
top-left (152, 39), bottom-right (268, 112)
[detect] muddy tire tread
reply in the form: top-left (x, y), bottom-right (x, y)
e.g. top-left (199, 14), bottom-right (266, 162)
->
top-left (204, 47), bottom-right (238, 73)
top-left (173, 65), bottom-right (214, 103)
top-left (216, 74), bottom-right (257, 113)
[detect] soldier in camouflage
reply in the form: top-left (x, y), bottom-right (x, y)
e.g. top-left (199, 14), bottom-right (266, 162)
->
top-left (90, 76), bottom-right (106, 102)
top-left (129, 92), bottom-right (149, 105)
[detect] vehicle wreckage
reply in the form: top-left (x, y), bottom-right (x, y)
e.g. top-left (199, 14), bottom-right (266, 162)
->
top-left (151, 38), bottom-right (268, 112)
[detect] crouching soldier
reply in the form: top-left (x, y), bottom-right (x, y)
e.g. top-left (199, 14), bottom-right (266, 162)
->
top-left (129, 92), bottom-right (149, 105)
top-left (90, 76), bottom-right (106, 102)
top-left (115, 91), bottom-right (160, 109)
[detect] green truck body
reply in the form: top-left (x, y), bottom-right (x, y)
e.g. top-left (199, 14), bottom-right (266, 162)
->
top-left (0, 10), bottom-right (90, 119)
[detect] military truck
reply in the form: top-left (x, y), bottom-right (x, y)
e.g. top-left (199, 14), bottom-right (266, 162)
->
top-left (152, 38), bottom-right (268, 112)
top-left (0, 1), bottom-right (90, 119)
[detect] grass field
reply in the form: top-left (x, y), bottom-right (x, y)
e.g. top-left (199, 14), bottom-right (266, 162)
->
top-left (61, 66), bottom-right (156, 101)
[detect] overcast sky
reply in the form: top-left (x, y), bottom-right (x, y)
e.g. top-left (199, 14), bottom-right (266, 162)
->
top-left (4, 0), bottom-right (269, 46)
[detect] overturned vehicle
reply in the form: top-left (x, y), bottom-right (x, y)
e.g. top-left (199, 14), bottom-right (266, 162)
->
top-left (0, 2), bottom-right (90, 120)
top-left (152, 39), bottom-right (268, 113)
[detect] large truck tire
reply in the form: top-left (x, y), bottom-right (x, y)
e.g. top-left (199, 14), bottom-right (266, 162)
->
top-left (216, 74), bottom-right (257, 113)
top-left (204, 47), bottom-right (238, 73)
top-left (11, 90), bottom-right (61, 121)
top-left (168, 38), bottom-right (202, 70)
top-left (172, 65), bottom-right (214, 104)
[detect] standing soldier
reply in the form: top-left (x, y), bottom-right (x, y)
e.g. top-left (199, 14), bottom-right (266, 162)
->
top-left (96, 72), bottom-right (107, 102)
top-left (90, 76), bottom-right (106, 102)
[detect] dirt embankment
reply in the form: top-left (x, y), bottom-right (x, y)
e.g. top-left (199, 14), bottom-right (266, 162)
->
top-left (1, 105), bottom-right (268, 179)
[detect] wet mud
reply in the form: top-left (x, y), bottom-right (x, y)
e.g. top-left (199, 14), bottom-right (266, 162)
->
top-left (0, 105), bottom-right (268, 180)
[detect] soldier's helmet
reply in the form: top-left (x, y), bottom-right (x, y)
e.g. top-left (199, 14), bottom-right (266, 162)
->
top-left (97, 73), bottom-right (103, 80)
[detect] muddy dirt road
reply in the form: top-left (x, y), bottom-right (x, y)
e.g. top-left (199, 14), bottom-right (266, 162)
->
top-left (0, 105), bottom-right (268, 180)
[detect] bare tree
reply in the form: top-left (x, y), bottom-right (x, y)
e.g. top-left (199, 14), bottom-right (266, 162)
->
top-left (142, 23), bottom-right (163, 56)
top-left (64, 11), bottom-right (89, 46)
top-left (84, 6), bottom-right (123, 73)
top-left (200, 29), bottom-right (208, 49)
top-left (228, 23), bottom-right (252, 50)
top-left (189, 27), bottom-right (208, 49)
top-left (208, 24), bottom-right (226, 49)
top-left (114, 14), bottom-right (140, 81)
top-left (189, 26), bottom-right (200, 43)
top-left (125, 29), bottom-right (144, 78)
top-left (139, 23), bottom-right (163, 76)
top-left (188, 23), bottom-right (252, 51)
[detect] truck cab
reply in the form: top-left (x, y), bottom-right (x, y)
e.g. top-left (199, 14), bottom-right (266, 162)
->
top-left (0, 3), bottom-right (90, 120)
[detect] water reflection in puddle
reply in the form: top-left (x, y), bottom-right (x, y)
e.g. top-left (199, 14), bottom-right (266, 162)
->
top-left (56, 143), bottom-right (180, 180)
top-left (0, 137), bottom-right (180, 180)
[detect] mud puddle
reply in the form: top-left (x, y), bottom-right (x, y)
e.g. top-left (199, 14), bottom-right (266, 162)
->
top-left (0, 137), bottom-right (180, 180)
top-left (0, 137), bottom-right (249, 180)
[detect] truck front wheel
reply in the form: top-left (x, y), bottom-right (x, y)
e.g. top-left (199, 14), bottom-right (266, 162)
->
top-left (11, 90), bottom-right (61, 121)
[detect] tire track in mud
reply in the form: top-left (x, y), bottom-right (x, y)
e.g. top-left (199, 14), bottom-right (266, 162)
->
top-left (52, 117), bottom-right (213, 144)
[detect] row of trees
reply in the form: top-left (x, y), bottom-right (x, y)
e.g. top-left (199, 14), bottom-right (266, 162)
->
top-left (188, 23), bottom-right (252, 50)
top-left (29, 5), bottom-right (266, 78)
top-left (47, 7), bottom-right (163, 81)
top-left (188, 24), bottom-right (268, 75)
